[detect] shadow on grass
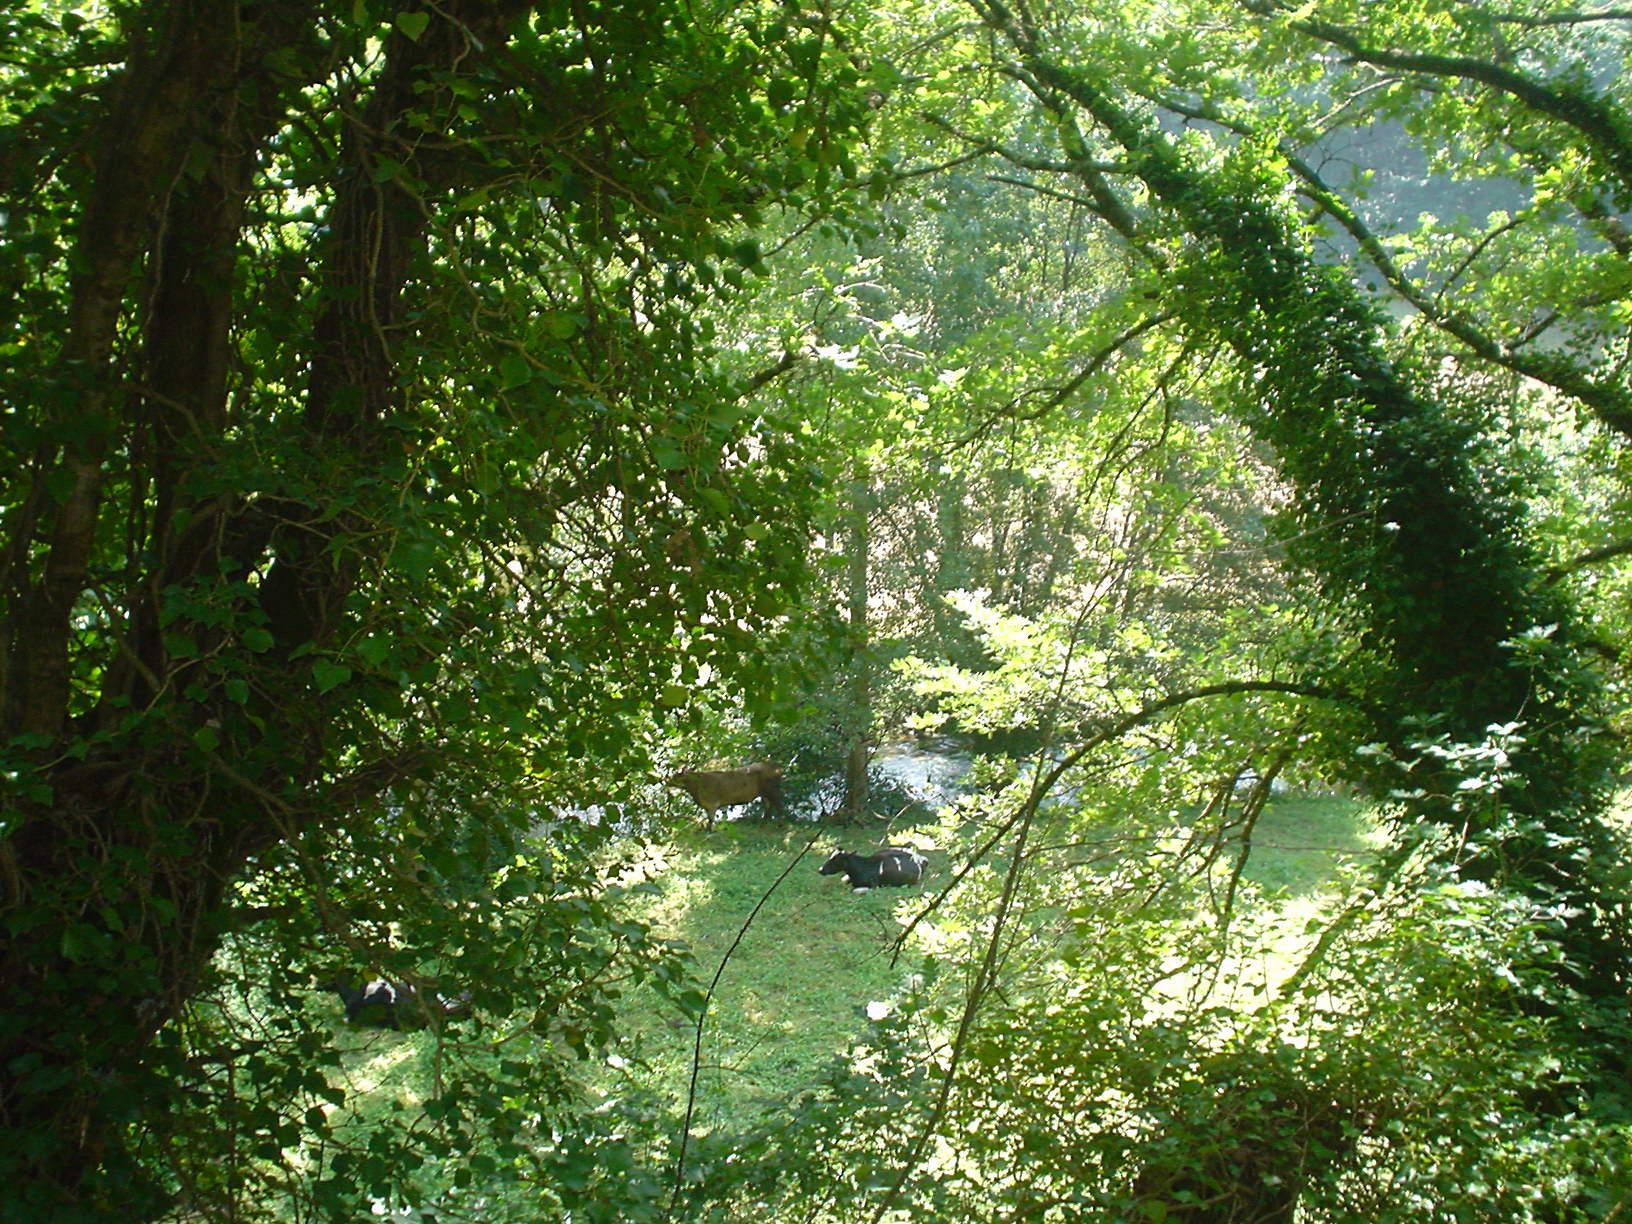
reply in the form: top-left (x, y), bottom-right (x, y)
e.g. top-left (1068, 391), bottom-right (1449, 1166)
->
top-left (1238, 796), bottom-right (1381, 896)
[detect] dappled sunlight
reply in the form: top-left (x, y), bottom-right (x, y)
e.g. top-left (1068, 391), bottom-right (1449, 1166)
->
top-left (595, 824), bottom-right (943, 1131)
top-left (7, 0), bottom-right (1628, 1216)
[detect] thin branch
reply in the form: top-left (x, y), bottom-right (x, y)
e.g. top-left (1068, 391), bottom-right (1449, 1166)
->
top-left (986, 171), bottom-right (1101, 210)
top-left (895, 679), bottom-right (1363, 951)
top-left (1545, 536), bottom-right (1632, 583)
top-left (1485, 7), bottom-right (1632, 26)
top-left (1255, 4), bottom-right (1632, 192)
top-left (1434, 212), bottom-right (1529, 308)
top-left (738, 348), bottom-right (802, 397)
top-left (917, 109), bottom-right (1111, 175)
top-left (871, 676), bottom-right (1363, 1222)
top-left (957, 310), bottom-right (1177, 445)
top-left (669, 829), bottom-right (822, 1215)
top-left (890, 146), bottom-right (1003, 181)
top-left (1149, 88), bottom-right (1632, 439)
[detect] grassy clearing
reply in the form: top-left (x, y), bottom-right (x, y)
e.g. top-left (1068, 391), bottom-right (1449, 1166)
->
top-left (609, 821), bottom-right (942, 1131)
top-left (302, 795), bottom-right (1379, 1158)
top-left (1237, 794), bottom-right (1382, 895)
top-left (603, 794), bottom-right (1379, 1131)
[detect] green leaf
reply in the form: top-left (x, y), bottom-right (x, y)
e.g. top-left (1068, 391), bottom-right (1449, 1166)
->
top-left (650, 437), bottom-right (687, 470)
top-left (60, 923), bottom-right (101, 964)
top-left (312, 659), bottom-right (352, 693)
top-left (356, 637), bottom-right (391, 668)
top-left (394, 10), bottom-right (430, 41)
top-left (540, 311), bottom-right (578, 339)
top-left (500, 350), bottom-right (532, 389)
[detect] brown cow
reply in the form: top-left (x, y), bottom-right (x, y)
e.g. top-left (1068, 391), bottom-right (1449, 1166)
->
top-left (669, 762), bottom-right (784, 823)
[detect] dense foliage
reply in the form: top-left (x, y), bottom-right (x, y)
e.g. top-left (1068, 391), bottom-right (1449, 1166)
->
top-left (0, 1), bottom-right (867, 1217)
top-left (2, 0), bottom-right (1630, 1219)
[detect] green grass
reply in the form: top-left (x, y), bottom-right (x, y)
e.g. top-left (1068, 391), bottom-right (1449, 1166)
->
top-left (294, 795), bottom-right (1380, 1155)
top-left (285, 792), bottom-right (1381, 1221)
top-left (602, 795), bottom-right (1380, 1131)
top-left (1237, 794), bottom-right (1382, 894)
top-left (608, 821), bottom-right (941, 1130)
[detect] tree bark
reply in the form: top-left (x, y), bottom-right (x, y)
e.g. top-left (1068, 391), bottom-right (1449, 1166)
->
top-left (1, 0), bottom-right (238, 739)
top-left (0, 5), bottom-right (536, 1217)
top-left (841, 473), bottom-right (874, 820)
top-left (974, 0), bottom-right (1630, 1048)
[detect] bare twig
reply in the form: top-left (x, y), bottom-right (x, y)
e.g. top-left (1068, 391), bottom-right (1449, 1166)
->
top-left (668, 829), bottom-right (823, 1215)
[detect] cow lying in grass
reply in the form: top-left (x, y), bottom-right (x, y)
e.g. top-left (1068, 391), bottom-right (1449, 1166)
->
top-left (819, 846), bottom-right (927, 892)
top-left (319, 978), bottom-right (471, 1029)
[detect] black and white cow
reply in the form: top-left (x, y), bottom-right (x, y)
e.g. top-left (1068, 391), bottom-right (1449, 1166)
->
top-left (319, 978), bottom-right (471, 1029)
top-left (320, 978), bottom-right (409, 1028)
top-left (819, 846), bottom-right (927, 892)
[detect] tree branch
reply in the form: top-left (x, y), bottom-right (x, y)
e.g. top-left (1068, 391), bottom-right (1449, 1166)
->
top-left (956, 309), bottom-right (1177, 446)
top-left (1545, 537), bottom-right (1632, 583)
top-left (1485, 7), bottom-right (1632, 27)
top-left (1259, 4), bottom-right (1632, 193)
top-left (738, 348), bottom-right (802, 396)
top-left (872, 676), bottom-right (1357, 1222)
top-left (1145, 88), bottom-right (1632, 439)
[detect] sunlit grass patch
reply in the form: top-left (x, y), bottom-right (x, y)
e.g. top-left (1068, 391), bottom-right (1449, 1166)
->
top-left (1240, 795), bottom-right (1385, 896)
top-left (604, 821), bottom-right (940, 1127)
top-left (588, 795), bottom-right (1382, 1144)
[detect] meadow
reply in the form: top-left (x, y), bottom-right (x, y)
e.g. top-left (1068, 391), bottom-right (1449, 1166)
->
top-left (291, 787), bottom-right (1381, 1224)
top-left (601, 792), bottom-right (1379, 1136)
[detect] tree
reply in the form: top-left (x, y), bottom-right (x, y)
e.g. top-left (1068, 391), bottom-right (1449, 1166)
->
top-left (0, 1), bottom-right (867, 1217)
top-left (9, 0), bottom-right (1630, 1216)
top-left (925, 0), bottom-right (1630, 1033)
top-left (728, 0), bottom-right (1632, 1216)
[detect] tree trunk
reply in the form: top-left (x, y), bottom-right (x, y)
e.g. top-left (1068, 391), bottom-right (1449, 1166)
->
top-left (0, 5), bottom-right (533, 1216)
top-left (978, 0), bottom-right (1630, 1046)
top-left (1, 0), bottom-right (237, 738)
top-left (841, 473), bottom-right (873, 821)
